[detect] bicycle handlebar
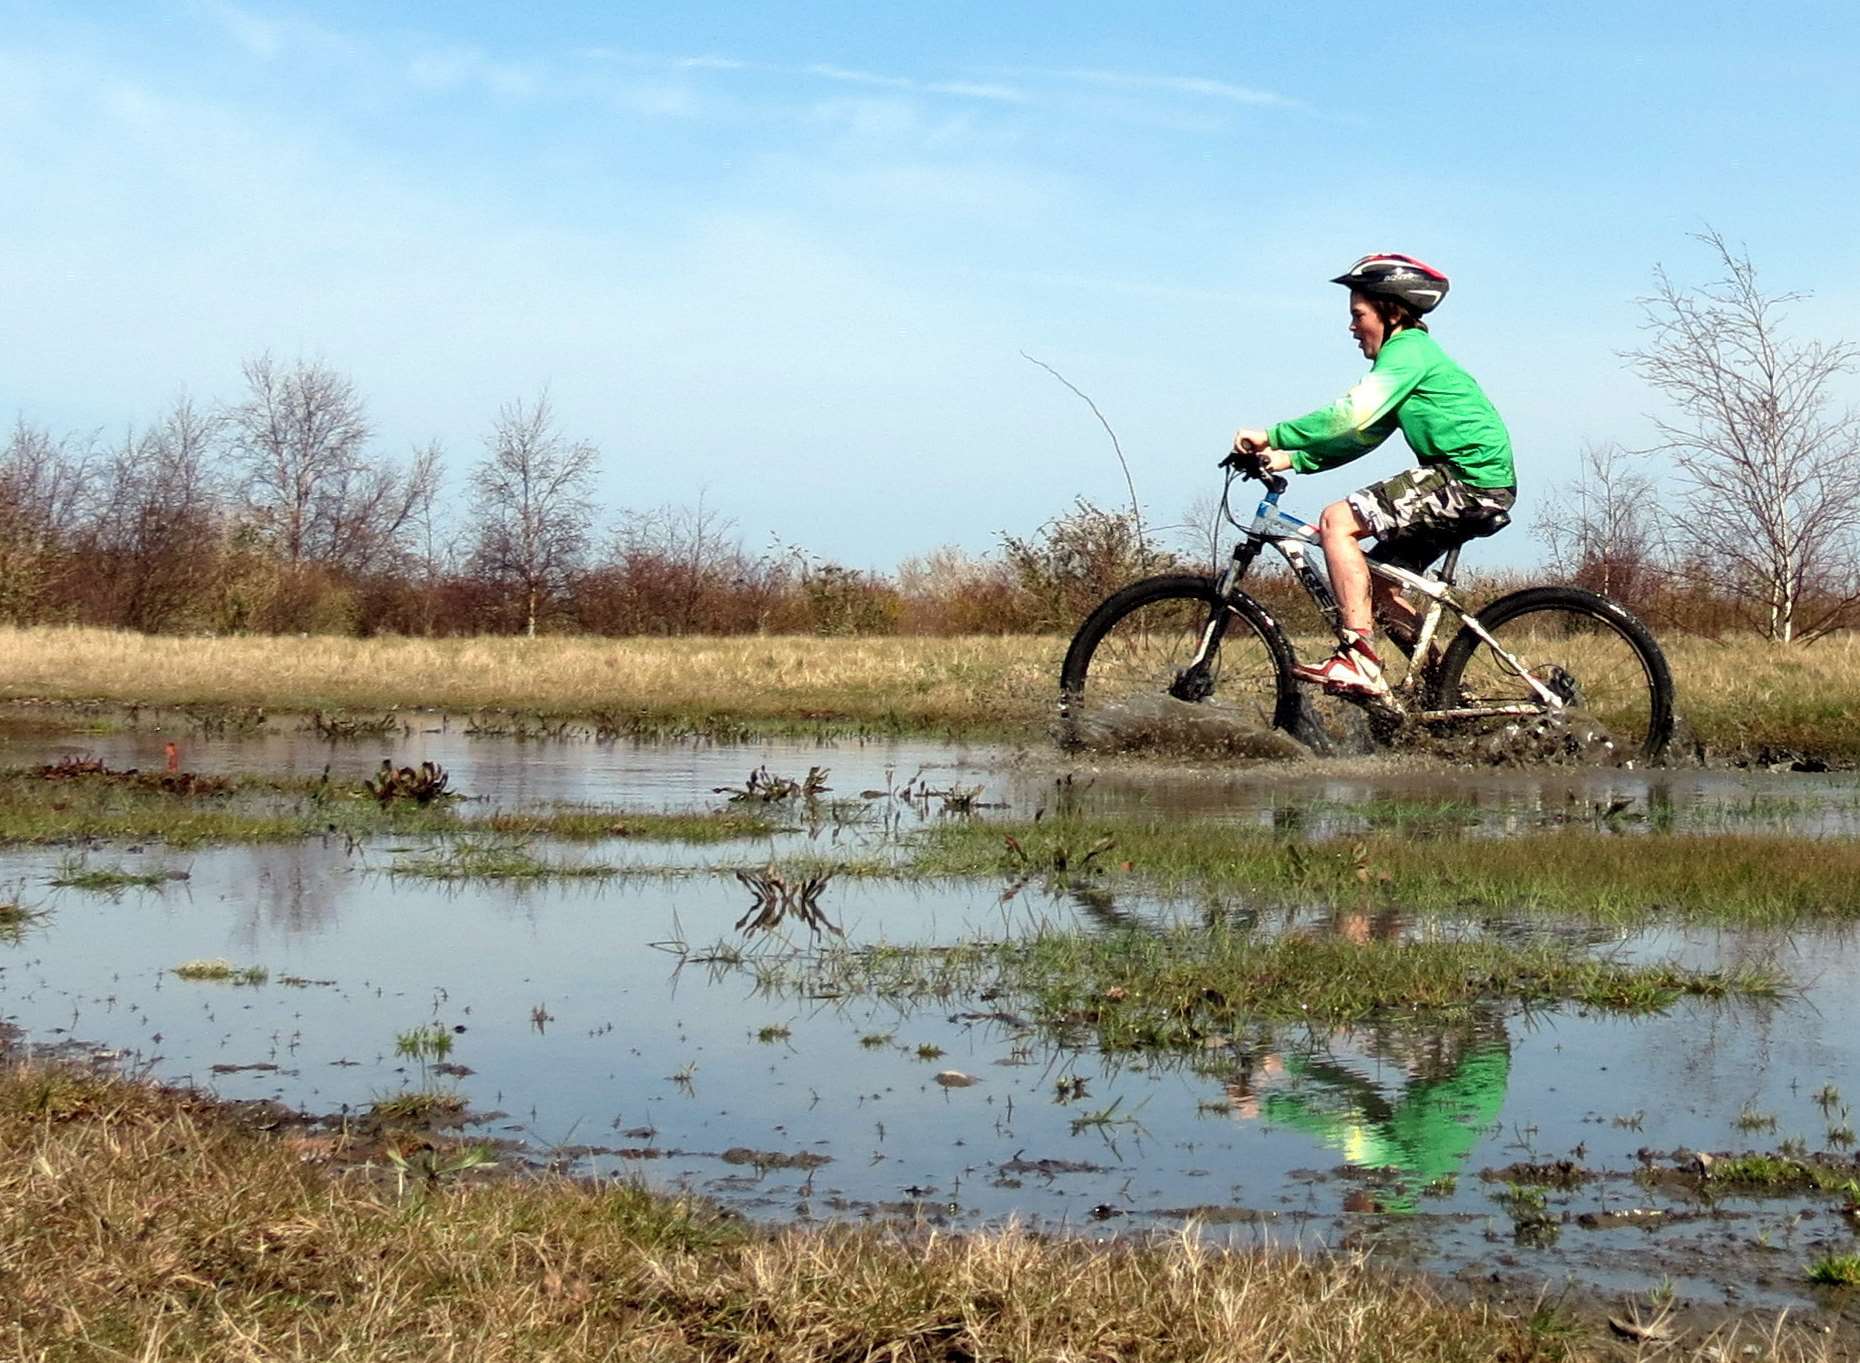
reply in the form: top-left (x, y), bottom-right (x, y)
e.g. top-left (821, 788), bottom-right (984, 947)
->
top-left (1218, 450), bottom-right (1288, 496)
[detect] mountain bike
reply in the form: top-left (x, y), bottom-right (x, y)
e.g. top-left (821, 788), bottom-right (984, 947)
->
top-left (1059, 455), bottom-right (1675, 764)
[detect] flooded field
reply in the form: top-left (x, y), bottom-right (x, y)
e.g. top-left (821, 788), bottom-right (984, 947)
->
top-left (4, 723), bottom-right (1859, 1321)
top-left (6, 720), bottom-right (1858, 837)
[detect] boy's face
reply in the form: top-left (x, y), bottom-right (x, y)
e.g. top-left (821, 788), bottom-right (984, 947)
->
top-left (1348, 291), bottom-right (1387, 361)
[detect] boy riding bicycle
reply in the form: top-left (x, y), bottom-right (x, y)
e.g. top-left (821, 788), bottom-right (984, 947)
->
top-left (1233, 253), bottom-right (1516, 698)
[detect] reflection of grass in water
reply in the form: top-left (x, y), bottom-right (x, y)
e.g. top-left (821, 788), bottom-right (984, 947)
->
top-left (1295, 797), bottom-right (1482, 829)
top-left (0, 770), bottom-right (781, 847)
top-left (686, 925), bottom-right (1779, 1044)
top-left (171, 959), bottom-right (268, 985)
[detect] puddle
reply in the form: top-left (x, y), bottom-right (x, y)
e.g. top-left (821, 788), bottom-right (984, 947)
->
top-left (4, 724), bottom-right (1860, 1312)
top-left (5, 724), bottom-right (1859, 837)
top-left (2, 833), bottom-right (1857, 1312)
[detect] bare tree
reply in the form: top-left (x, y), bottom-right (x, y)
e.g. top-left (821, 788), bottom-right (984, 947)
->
top-left (86, 397), bottom-right (226, 630)
top-left (1626, 230), bottom-right (1860, 643)
top-left (1533, 441), bottom-right (1662, 603)
top-left (0, 418), bottom-right (95, 622)
top-left (469, 393), bottom-right (598, 636)
top-left (609, 489), bottom-right (743, 633)
top-left (227, 354), bottom-right (434, 574)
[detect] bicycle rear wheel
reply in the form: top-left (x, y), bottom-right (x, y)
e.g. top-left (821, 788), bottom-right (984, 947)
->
top-left (1060, 574), bottom-right (1299, 737)
top-left (1431, 586), bottom-right (1674, 763)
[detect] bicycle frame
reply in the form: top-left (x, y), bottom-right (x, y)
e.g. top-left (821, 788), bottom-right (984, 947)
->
top-left (1210, 474), bottom-right (1565, 719)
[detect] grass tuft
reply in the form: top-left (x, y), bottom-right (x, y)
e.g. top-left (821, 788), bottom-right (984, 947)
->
top-left (389, 841), bottom-right (618, 881)
top-left (1806, 1253), bottom-right (1860, 1286)
top-left (369, 1090), bottom-right (467, 1122)
top-left (49, 854), bottom-right (177, 892)
top-left (170, 959), bottom-right (268, 985)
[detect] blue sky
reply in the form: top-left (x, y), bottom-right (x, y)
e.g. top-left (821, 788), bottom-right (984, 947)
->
top-left (2, 1), bottom-right (1856, 569)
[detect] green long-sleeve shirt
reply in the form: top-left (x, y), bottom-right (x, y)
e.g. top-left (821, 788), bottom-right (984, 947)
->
top-left (1267, 329), bottom-right (1515, 489)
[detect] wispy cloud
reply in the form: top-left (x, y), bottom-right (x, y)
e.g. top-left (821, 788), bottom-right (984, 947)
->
top-left (995, 65), bottom-right (1302, 112)
top-left (806, 63), bottom-right (912, 90)
top-left (673, 55), bottom-right (753, 72)
top-left (575, 49), bottom-right (1034, 108)
top-left (925, 81), bottom-right (1031, 105)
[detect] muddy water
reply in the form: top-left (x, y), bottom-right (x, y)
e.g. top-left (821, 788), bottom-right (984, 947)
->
top-left (2, 840), bottom-right (1857, 1311)
top-left (5, 725), bottom-right (1858, 836)
top-left (3, 730), bottom-right (1859, 1312)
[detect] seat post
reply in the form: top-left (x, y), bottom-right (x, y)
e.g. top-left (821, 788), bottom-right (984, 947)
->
top-left (1438, 546), bottom-right (1463, 585)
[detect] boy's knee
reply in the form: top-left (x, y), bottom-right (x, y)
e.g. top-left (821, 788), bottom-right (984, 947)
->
top-left (1319, 502), bottom-right (1363, 539)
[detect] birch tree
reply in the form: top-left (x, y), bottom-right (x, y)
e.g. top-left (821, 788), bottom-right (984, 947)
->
top-left (468, 393), bottom-right (598, 636)
top-left (228, 354), bottom-right (436, 574)
top-left (1626, 231), bottom-right (1860, 642)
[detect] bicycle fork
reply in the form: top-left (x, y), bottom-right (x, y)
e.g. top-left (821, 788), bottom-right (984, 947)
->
top-left (1171, 539), bottom-right (1274, 700)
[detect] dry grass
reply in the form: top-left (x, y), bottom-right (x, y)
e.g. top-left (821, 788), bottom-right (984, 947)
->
top-left (3, 624), bottom-right (1859, 755)
top-left (3, 1060), bottom-right (1842, 1361)
top-left (0, 626), bottom-right (1062, 734)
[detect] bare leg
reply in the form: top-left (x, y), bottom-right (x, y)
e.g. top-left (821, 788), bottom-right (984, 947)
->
top-left (1318, 501), bottom-right (1376, 638)
top-left (1373, 578), bottom-right (1420, 638)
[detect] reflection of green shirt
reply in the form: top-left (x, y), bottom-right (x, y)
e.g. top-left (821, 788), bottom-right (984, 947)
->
top-left (1263, 1042), bottom-right (1511, 1189)
top-left (1268, 330), bottom-right (1515, 489)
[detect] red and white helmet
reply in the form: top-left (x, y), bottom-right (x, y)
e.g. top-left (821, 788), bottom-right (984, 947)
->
top-left (1331, 253), bottom-right (1450, 314)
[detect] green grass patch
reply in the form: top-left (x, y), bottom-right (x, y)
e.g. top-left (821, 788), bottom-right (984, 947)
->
top-left (171, 959), bottom-right (268, 985)
top-left (389, 841), bottom-right (619, 881)
top-left (904, 818), bottom-right (1860, 923)
top-left (695, 923), bottom-right (1780, 1047)
top-left (1704, 1154), bottom-right (1860, 1193)
top-left (1807, 1253), bottom-right (1860, 1286)
top-left (49, 854), bottom-right (177, 892)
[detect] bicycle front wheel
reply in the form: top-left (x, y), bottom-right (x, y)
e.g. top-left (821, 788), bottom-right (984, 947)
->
top-left (1060, 574), bottom-right (1299, 736)
top-left (1431, 586), bottom-right (1674, 764)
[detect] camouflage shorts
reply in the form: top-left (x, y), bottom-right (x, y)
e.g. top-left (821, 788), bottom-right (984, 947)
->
top-left (1348, 465), bottom-right (1516, 573)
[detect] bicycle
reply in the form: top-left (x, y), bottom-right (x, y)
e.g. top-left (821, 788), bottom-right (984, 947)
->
top-left (1059, 454), bottom-right (1675, 764)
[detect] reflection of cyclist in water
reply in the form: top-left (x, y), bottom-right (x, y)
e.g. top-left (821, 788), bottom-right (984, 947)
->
top-left (1227, 1010), bottom-right (1511, 1210)
top-left (1232, 254), bottom-right (1517, 699)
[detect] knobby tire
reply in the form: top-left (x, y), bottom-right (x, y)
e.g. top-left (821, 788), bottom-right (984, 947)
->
top-left (1060, 575), bottom-right (1300, 737)
top-left (1431, 585), bottom-right (1675, 764)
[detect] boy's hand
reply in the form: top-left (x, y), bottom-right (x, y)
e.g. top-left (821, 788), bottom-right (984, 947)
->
top-left (1232, 430), bottom-right (1293, 474)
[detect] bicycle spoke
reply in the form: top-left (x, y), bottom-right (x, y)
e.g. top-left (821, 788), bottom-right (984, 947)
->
top-left (1072, 591), bottom-right (1283, 730)
top-left (1446, 605), bottom-right (1660, 755)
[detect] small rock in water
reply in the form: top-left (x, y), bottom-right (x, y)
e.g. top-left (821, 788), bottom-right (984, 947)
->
top-left (934, 1070), bottom-right (979, 1088)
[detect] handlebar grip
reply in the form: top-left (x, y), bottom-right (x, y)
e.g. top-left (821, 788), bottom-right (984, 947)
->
top-left (1221, 449), bottom-right (1273, 478)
